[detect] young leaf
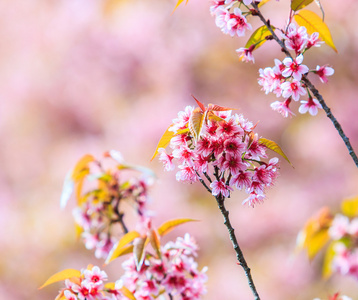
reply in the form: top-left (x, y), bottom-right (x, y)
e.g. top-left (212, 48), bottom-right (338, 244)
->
top-left (258, 0), bottom-right (272, 7)
top-left (158, 218), bottom-right (198, 236)
top-left (39, 269), bottom-right (81, 289)
top-left (341, 195), bottom-right (358, 218)
top-left (192, 95), bottom-right (206, 112)
top-left (60, 171), bottom-right (75, 209)
top-left (173, 0), bottom-right (189, 12)
top-left (322, 241), bottom-right (336, 278)
top-left (296, 207), bottom-right (332, 260)
top-left (245, 25), bottom-right (275, 49)
top-left (119, 286), bottom-right (137, 300)
top-left (291, 0), bottom-right (314, 11)
top-left (151, 124), bottom-right (175, 161)
top-left (207, 103), bottom-right (234, 112)
top-left (71, 154), bottom-right (95, 181)
top-left (149, 229), bottom-right (162, 259)
top-left (259, 137), bottom-right (292, 166)
top-left (106, 231), bottom-right (141, 264)
top-left (294, 9), bottom-right (337, 52)
top-left (133, 237), bottom-right (148, 271)
top-left (188, 109), bottom-right (206, 142)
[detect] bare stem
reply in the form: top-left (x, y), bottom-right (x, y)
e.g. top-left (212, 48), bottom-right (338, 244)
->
top-left (251, 2), bottom-right (358, 167)
top-left (215, 195), bottom-right (260, 300)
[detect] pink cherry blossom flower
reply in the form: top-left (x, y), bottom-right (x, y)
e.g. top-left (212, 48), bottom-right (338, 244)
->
top-left (315, 65), bottom-right (335, 83)
top-left (282, 54), bottom-right (309, 80)
top-left (172, 145), bottom-right (196, 166)
top-left (175, 233), bottom-right (199, 256)
top-left (281, 79), bottom-right (306, 101)
top-left (226, 8), bottom-right (252, 37)
top-left (258, 67), bottom-right (276, 94)
top-left (158, 148), bottom-right (175, 171)
top-left (210, 178), bottom-right (233, 197)
top-left (217, 117), bottom-right (243, 136)
top-left (242, 191), bottom-right (265, 207)
top-left (236, 45), bottom-right (255, 63)
top-left (229, 171), bottom-right (252, 190)
top-left (329, 214), bottom-right (350, 240)
top-left (169, 106), bottom-right (193, 132)
top-left (83, 266), bottom-right (108, 285)
top-left (195, 136), bottom-right (212, 157)
top-left (283, 23), bottom-right (308, 54)
top-left (224, 136), bottom-right (246, 156)
top-left (348, 218), bottom-right (358, 236)
top-left (299, 97), bottom-right (322, 116)
top-left (162, 273), bottom-right (187, 294)
top-left (176, 165), bottom-right (198, 183)
top-left (209, 0), bottom-right (226, 15)
top-left (64, 290), bottom-right (78, 300)
top-left (306, 32), bottom-right (324, 49)
top-left (221, 154), bottom-right (248, 176)
top-left (270, 99), bottom-right (295, 118)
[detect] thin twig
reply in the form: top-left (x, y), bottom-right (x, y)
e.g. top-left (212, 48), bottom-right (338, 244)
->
top-left (195, 171), bottom-right (212, 193)
top-left (251, 3), bottom-right (358, 167)
top-left (215, 195), bottom-right (260, 300)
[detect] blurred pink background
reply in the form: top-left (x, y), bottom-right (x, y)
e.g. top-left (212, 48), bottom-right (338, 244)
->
top-left (1, 0), bottom-right (358, 299)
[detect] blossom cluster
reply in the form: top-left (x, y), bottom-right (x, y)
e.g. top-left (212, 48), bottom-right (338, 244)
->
top-left (158, 103), bottom-right (279, 207)
top-left (59, 266), bottom-right (110, 300)
top-left (258, 24), bottom-right (334, 117)
top-left (210, 0), bottom-right (334, 117)
top-left (65, 152), bottom-right (153, 259)
top-left (116, 233), bottom-right (207, 300)
top-left (328, 214), bottom-right (358, 280)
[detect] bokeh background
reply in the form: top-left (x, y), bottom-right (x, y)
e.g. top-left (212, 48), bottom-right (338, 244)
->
top-left (1, 0), bottom-right (358, 299)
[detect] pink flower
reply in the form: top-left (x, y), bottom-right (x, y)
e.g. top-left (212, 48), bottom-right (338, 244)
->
top-left (226, 8), bottom-right (252, 37)
top-left (83, 266), bottom-right (108, 285)
top-left (283, 23), bottom-right (308, 54)
top-left (242, 192), bottom-right (265, 207)
top-left (299, 97), bottom-right (322, 116)
top-left (217, 118), bottom-right (243, 137)
top-left (229, 171), bottom-right (252, 190)
top-left (306, 32), bottom-right (323, 49)
top-left (329, 214), bottom-right (350, 240)
top-left (282, 54), bottom-right (309, 80)
top-left (210, 178), bottom-right (233, 197)
top-left (176, 165), bottom-right (198, 183)
top-left (270, 99), bottom-right (295, 118)
top-left (195, 136), bottom-right (212, 156)
top-left (170, 106), bottom-right (194, 132)
top-left (315, 65), bottom-right (334, 83)
top-left (158, 148), bottom-right (175, 171)
top-left (258, 67), bottom-right (276, 94)
top-left (223, 137), bottom-right (245, 156)
top-left (210, 0), bottom-right (226, 15)
top-left (236, 45), bottom-right (255, 63)
top-left (172, 145), bottom-right (196, 166)
top-left (221, 154), bottom-right (248, 176)
top-left (281, 79), bottom-right (306, 101)
top-left (64, 290), bottom-right (78, 300)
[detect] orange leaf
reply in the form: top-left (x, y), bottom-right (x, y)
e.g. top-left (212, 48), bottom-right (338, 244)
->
top-left (341, 195), bottom-right (358, 218)
top-left (192, 95), bottom-right (206, 112)
top-left (173, 0), bottom-right (189, 12)
top-left (259, 137), bottom-right (292, 166)
top-left (71, 154), bottom-right (95, 181)
top-left (158, 218), bottom-right (198, 236)
top-left (149, 229), bottom-right (161, 259)
top-left (151, 124), bottom-right (175, 161)
top-left (207, 103), bottom-right (235, 112)
top-left (119, 286), bottom-right (137, 300)
top-left (294, 9), bottom-right (337, 52)
top-left (106, 231), bottom-right (141, 264)
top-left (39, 269), bottom-right (81, 289)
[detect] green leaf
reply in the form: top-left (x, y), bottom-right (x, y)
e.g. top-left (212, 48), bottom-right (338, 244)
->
top-left (258, 138), bottom-right (292, 166)
top-left (158, 218), bottom-right (198, 236)
top-left (322, 241), bottom-right (336, 278)
top-left (291, 0), bottom-right (314, 11)
top-left (151, 125), bottom-right (175, 161)
top-left (341, 196), bottom-right (358, 218)
top-left (106, 231), bottom-right (141, 264)
top-left (245, 25), bottom-right (275, 49)
top-left (294, 9), bottom-right (337, 52)
top-left (39, 269), bottom-right (81, 289)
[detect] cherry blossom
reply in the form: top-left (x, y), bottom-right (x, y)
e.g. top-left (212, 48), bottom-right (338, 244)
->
top-left (282, 54), bottom-right (309, 80)
top-left (299, 97), bottom-right (322, 116)
top-left (210, 178), bottom-right (234, 197)
top-left (315, 65), bottom-right (335, 83)
top-left (236, 45), bottom-right (255, 63)
top-left (270, 99), bottom-right (295, 118)
top-left (281, 79), bottom-right (306, 101)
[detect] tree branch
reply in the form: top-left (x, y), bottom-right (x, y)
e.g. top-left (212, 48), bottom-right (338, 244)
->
top-left (215, 195), bottom-right (260, 300)
top-left (252, 2), bottom-right (358, 167)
